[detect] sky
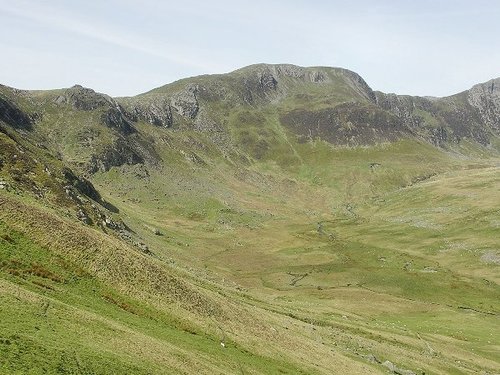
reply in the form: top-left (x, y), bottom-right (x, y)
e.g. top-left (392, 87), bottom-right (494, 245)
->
top-left (0, 0), bottom-right (499, 97)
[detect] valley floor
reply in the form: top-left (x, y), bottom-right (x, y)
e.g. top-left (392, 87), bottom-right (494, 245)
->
top-left (1, 141), bottom-right (499, 374)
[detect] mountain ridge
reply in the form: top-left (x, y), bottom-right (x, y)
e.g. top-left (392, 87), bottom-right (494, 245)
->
top-left (2, 63), bottom-right (500, 180)
top-left (3, 63), bottom-right (499, 99)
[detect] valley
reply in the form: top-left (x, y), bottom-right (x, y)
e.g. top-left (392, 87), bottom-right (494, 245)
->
top-left (0, 64), bottom-right (499, 374)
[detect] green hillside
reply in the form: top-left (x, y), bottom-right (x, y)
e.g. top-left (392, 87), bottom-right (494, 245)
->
top-left (1, 64), bottom-right (499, 374)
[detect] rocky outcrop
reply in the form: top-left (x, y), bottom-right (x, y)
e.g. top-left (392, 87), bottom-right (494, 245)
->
top-left (436, 98), bottom-right (490, 145)
top-left (374, 93), bottom-right (448, 145)
top-left (193, 107), bottom-right (223, 133)
top-left (56, 85), bottom-right (112, 110)
top-left (274, 64), bottom-right (307, 79)
top-left (131, 100), bottom-right (173, 128)
top-left (382, 360), bottom-right (416, 375)
top-left (170, 84), bottom-right (199, 119)
top-left (102, 106), bottom-right (135, 134)
top-left (309, 70), bottom-right (327, 83)
top-left (259, 71), bottom-right (278, 91)
top-left (62, 167), bottom-right (102, 202)
top-left (467, 78), bottom-right (500, 133)
top-left (375, 93), bottom-right (430, 128)
top-left (255, 65), bottom-right (376, 101)
top-left (88, 138), bottom-right (144, 173)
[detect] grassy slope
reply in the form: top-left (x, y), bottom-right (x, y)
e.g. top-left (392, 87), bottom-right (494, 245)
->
top-left (1, 67), bottom-right (499, 374)
top-left (2, 193), bottom-right (376, 375)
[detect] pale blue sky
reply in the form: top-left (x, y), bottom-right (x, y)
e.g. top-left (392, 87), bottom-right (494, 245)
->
top-left (1, 0), bottom-right (499, 97)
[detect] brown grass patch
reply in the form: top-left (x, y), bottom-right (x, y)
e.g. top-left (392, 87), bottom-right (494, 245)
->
top-left (1, 259), bottom-right (63, 282)
top-left (0, 233), bottom-right (15, 243)
top-left (102, 293), bottom-right (140, 316)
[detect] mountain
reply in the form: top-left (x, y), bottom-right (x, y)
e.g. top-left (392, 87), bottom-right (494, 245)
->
top-left (1, 64), bottom-right (499, 374)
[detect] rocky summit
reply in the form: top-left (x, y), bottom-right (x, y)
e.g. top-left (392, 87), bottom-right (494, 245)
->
top-left (0, 64), bottom-right (499, 375)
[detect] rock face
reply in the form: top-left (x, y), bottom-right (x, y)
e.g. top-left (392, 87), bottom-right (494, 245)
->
top-left (375, 93), bottom-right (428, 128)
top-left (274, 64), bottom-right (307, 78)
top-left (259, 70), bottom-right (278, 91)
top-left (102, 107), bottom-right (135, 134)
top-left (337, 68), bottom-right (377, 102)
top-left (88, 138), bottom-right (144, 173)
top-left (131, 100), bottom-right (173, 128)
top-left (309, 70), bottom-right (327, 83)
top-left (375, 86), bottom-right (495, 146)
top-left (467, 78), bottom-right (500, 132)
top-left (382, 360), bottom-right (416, 375)
top-left (170, 84), bottom-right (199, 119)
top-left (374, 93), bottom-right (449, 145)
top-left (234, 64), bottom-right (376, 104)
top-left (57, 85), bottom-right (111, 110)
top-left (62, 168), bottom-right (102, 202)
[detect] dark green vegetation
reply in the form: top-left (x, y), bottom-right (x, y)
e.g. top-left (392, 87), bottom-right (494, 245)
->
top-left (1, 64), bottom-right (499, 374)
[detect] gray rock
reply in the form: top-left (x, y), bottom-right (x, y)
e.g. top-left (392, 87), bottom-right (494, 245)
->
top-left (309, 70), bottom-right (327, 83)
top-left (59, 85), bottom-right (112, 110)
top-left (467, 78), bottom-right (500, 132)
top-left (56, 85), bottom-right (136, 135)
top-left (131, 100), bottom-right (173, 128)
top-left (134, 241), bottom-right (151, 254)
top-left (87, 138), bottom-right (144, 173)
top-left (274, 64), bottom-right (306, 78)
top-left (76, 208), bottom-right (91, 225)
top-left (382, 360), bottom-right (397, 372)
top-left (382, 360), bottom-right (416, 375)
top-left (103, 217), bottom-right (118, 229)
top-left (62, 168), bottom-right (103, 203)
top-left (193, 107), bottom-right (223, 132)
top-left (102, 106), bottom-right (135, 134)
top-left (480, 251), bottom-right (500, 265)
top-left (170, 84), bottom-right (199, 119)
top-left (259, 71), bottom-right (278, 91)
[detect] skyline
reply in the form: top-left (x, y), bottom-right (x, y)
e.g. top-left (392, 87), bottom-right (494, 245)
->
top-left (1, 0), bottom-right (499, 97)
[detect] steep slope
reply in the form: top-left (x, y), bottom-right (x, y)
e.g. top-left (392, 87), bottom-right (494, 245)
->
top-left (1, 64), bottom-right (499, 374)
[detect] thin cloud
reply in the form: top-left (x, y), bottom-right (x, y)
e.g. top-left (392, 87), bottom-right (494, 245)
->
top-left (0, 1), bottom-right (221, 72)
